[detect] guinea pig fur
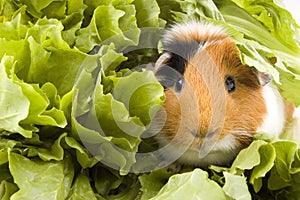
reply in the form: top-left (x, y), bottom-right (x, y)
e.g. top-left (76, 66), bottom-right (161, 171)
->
top-left (152, 21), bottom-right (296, 168)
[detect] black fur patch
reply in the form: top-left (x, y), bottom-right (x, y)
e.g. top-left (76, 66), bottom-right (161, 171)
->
top-left (163, 40), bottom-right (203, 75)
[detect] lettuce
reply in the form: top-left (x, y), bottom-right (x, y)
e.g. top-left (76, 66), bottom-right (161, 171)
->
top-left (8, 152), bottom-right (73, 200)
top-left (0, 0), bottom-right (300, 199)
top-left (215, 0), bottom-right (300, 105)
top-left (0, 56), bottom-right (31, 137)
top-left (151, 169), bottom-right (227, 200)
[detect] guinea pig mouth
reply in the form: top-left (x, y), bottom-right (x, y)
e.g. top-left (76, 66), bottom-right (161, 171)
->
top-left (191, 128), bottom-right (221, 141)
top-left (188, 129), bottom-right (223, 158)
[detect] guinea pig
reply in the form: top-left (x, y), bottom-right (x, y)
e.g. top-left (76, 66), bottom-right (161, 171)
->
top-left (152, 21), bottom-right (296, 168)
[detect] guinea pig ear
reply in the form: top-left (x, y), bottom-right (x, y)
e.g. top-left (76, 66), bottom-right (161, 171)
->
top-left (143, 52), bottom-right (171, 72)
top-left (154, 52), bottom-right (172, 69)
top-left (253, 69), bottom-right (272, 86)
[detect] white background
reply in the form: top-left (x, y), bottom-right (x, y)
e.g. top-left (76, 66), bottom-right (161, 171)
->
top-left (282, 0), bottom-right (300, 24)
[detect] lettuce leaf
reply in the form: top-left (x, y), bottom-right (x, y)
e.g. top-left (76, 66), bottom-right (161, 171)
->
top-left (72, 47), bottom-right (164, 174)
top-left (138, 169), bottom-right (175, 200)
top-left (133, 0), bottom-right (164, 27)
top-left (151, 169), bottom-right (227, 200)
top-left (0, 56), bottom-right (31, 137)
top-left (0, 180), bottom-right (18, 200)
top-left (75, 2), bottom-right (140, 53)
top-left (8, 152), bottom-right (74, 200)
top-left (223, 172), bottom-right (251, 200)
top-left (231, 0), bottom-right (300, 52)
top-left (66, 173), bottom-right (97, 200)
top-left (214, 0), bottom-right (300, 105)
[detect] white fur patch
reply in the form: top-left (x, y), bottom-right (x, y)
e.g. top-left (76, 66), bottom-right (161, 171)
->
top-left (162, 21), bottom-right (228, 47)
top-left (157, 133), bottom-right (239, 167)
top-left (257, 83), bottom-right (286, 137)
top-left (187, 134), bottom-right (239, 167)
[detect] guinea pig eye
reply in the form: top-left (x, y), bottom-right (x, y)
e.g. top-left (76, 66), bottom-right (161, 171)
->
top-left (225, 76), bottom-right (235, 93)
top-left (175, 78), bottom-right (184, 92)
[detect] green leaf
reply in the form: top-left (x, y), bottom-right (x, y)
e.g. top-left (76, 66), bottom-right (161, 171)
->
top-left (0, 180), bottom-right (18, 200)
top-left (36, 133), bottom-right (67, 161)
top-left (139, 169), bottom-right (174, 200)
top-left (41, 82), bottom-right (61, 109)
top-left (41, 1), bottom-right (67, 19)
top-left (71, 57), bottom-right (163, 174)
top-left (66, 173), bottom-right (97, 200)
top-left (16, 81), bottom-right (67, 129)
top-left (1, 0), bottom-right (300, 199)
top-left (15, 0), bottom-right (63, 18)
top-left (98, 43), bottom-right (128, 74)
top-left (0, 14), bottom-right (27, 40)
top-left (61, 13), bottom-right (84, 47)
top-left (0, 39), bottom-right (30, 78)
top-left (92, 167), bottom-right (141, 200)
top-left (94, 83), bottom-right (144, 147)
top-left (215, 0), bottom-right (298, 56)
top-left (133, 0), bottom-right (161, 27)
top-left (268, 141), bottom-right (298, 190)
top-left (92, 166), bottom-right (123, 196)
top-left (158, 0), bottom-right (223, 23)
top-left (75, 3), bottom-right (139, 52)
top-left (60, 90), bottom-right (73, 124)
top-left (64, 136), bottom-right (99, 168)
top-left (91, 5), bottom-right (125, 40)
top-left (26, 35), bottom-right (88, 95)
top-left (237, 39), bottom-right (280, 83)
top-left (2, 57), bottom-right (67, 130)
top-left (231, 0), bottom-right (300, 52)
top-left (66, 0), bottom-right (86, 15)
top-left (249, 144), bottom-right (275, 192)
top-left (113, 71), bottom-right (165, 125)
top-left (0, 0), bottom-right (18, 22)
top-left (273, 141), bottom-right (298, 179)
top-left (71, 110), bottom-right (134, 174)
top-left (223, 172), bottom-right (251, 200)
top-left (0, 163), bottom-right (13, 184)
top-left (277, 67), bottom-right (300, 106)
top-left (0, 56), bottom-right (31, 137)
top-left (230, 140), bottom-right (267, 173)
top-left (268, 167), bottom-right (291, 190)
top-left (151, 169), bottom-right (226, 200)
top-left (215, 0), bottom-right (300, 106)
top-left (0, 151), bottom-right (8, 166)
top-left (9, 153), bottom-right (73, 200)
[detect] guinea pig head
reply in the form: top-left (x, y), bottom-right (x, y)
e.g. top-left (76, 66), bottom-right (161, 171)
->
top-left (153, 22), bottom-right (271, 167)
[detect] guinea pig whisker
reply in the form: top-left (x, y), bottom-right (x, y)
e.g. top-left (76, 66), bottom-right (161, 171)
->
top-left (222, 128), bottom-right (257, 134)
top-left (223, 131), bottom-right (255, 136)
top-left (222, 129), bottom-right (254, 141)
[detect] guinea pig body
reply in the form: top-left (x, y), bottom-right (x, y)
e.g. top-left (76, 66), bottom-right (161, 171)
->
top-left (153, 21), bottom-right (296, 167)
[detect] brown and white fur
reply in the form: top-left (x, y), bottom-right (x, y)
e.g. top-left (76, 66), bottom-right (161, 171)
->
top-left (152, 21), bottom-right (298, 168)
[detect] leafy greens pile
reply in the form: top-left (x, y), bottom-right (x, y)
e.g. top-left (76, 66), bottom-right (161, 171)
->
top-left (0, 0), bottom-right (300, 199)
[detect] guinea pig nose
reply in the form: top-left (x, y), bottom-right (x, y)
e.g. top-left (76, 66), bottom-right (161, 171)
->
top-left (190, 128), bottom-right (221, 139)
top-left (190, 130), bottom-right (200, 138)
top-left (206, 128), bottom-right (222, 139)
top-left (190, 130), bottom-right (213, 139)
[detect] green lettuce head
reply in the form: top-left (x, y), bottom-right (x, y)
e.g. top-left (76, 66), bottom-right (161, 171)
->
top-left (0, 0), bottom-right (300, 199)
